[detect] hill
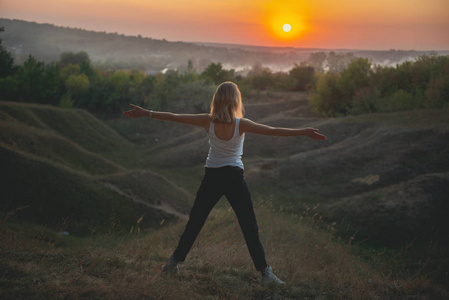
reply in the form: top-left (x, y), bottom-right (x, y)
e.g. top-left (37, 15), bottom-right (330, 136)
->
top-left (1, 98), bottom-right (449, 296)
top-left (1, 18), bottom-right (446, 72)
top-left (108, 97), bottom-right (449, 289)
top-left (3, 96), bottom-right (448, 247)
top-left (0, 101), bottom-right (191, 234)
top-left (109, 95), bottom-right (449, 249)
top-left (3, 207), bottom-right (449, 299)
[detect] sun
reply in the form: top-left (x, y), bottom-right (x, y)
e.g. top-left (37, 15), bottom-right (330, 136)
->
top-left (265, 13), bottom-right (308, 42)
top-left (264, 1), bottom-right (310, 43)
top-left (282, 24), bottom-right (292, 32)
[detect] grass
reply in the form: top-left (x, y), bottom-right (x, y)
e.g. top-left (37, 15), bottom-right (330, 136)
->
top-left (0, 101), bottom-right (130, 175)
top-left (0, 144), bottom-right (183, 234)
top-left (1, 98), bottom-right (449, 298)
top-left (2, 204), bottom-right (447, 300)
top-left (0, 101), bottom-right (192, 234)
top-left (0, 101), bottom-right (133, 152)
top-left (348, 108), bottom-right (449, 131)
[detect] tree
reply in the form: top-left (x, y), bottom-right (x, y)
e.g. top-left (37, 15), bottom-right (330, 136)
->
top-left (201, 62), bottom-right (234, 85)
top-left (140, 75), bottom-right (155, 106)
top-left (340, 58), bottom-right (372, 90)
top-left (326, 52), bottom-right (355, 73)
top-left (43, 63), bottom-right (64, 106)
top-left (308, 52), bottom-right (326, 72)
top-left (0, 27), bottom-right (15, 78)
top-left (58, 93), bottom-right (74, 108)
top-left (248, 63), bottom-right (275, 90)
top-left (350, 87), bottom-right (381, 115)
top-left (80, 60), bottom-right (96, 78)
top-left (382, 89), bottom-right (416, 112)
top-left (187, 60), bottom-right (194, 72)
top-left (16, 55), bottom-right (46, 102)
top-left (59, 51), bottom-right (91, 69)
top-left (335, 58), bottom-right (372, 114)
top-left (167, 80), bottom-right (215, 113)
top-left (309, 72), bottom-right (342, 116)
top-left (60, 64), bottom-right (81, 80)
top-left (0, 47), bottom-right (15, 78)
top-left (288, 64), bottom-right (315, 91)
top-left (423, 55), bottom-right (449, 108)
top-left (65, 74), bottom-right (90, 96)
top-left (182, 60), bottom-right (199, 83)
top-left (251, 68), bottom-right (274, 90)
top-left (371, 65), bottom-right (398, 97)
top-left (147, 71), bottom-right (181, 111)
top-left (425, 77), bottom-right (449, 108)
top-left (7, 55), bottom-right (62, 104)
top-left (110, 71), bottom-right (130, 95)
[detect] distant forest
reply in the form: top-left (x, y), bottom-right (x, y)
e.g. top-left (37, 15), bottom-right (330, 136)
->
top-left (1, 19), bottom-right (448, 118)
top-left (1, 18), bottom-right (447, 73)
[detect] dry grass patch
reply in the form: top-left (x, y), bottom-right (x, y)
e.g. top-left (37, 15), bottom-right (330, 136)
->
top-left (2, 205), bottom-right (447, 299)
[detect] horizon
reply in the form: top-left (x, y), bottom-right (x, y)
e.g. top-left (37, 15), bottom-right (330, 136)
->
top-left (2, 17), bottom-right (448, 54)
top-left (1, 0), bottom-right (448, 52)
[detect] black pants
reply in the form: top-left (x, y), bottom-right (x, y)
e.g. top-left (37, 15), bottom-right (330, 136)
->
top-left (172, 166), bottom-right (268, 271)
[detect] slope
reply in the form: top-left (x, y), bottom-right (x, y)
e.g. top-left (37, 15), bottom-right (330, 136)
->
top-left (0, 101), bottom-right (191, 234)
top-left (112, 99), bottom-right (449, 248)
top-left (2, 207), bottom-right (448, 299)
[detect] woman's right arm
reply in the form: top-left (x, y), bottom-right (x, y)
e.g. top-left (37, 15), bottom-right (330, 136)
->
top-left (123, 104), bottom-right (210, 130)
top-left (240, 118), bottom-right (327, 141)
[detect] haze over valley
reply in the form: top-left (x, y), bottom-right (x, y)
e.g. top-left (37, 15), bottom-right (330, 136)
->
top-left (2, 19), bottom-right (447, 74)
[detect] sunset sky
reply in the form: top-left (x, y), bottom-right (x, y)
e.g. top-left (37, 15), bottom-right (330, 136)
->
top-left (1, 0), bottom-right (448, 50)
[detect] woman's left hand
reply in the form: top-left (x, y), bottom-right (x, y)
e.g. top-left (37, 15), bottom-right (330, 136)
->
top-left (305, 128), bottom-right (327, 141)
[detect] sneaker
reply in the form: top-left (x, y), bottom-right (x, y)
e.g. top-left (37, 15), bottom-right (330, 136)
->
top-left (162, 255), bottom-right (179, 273)
top-left (261, 266), bottom-right (285, 285)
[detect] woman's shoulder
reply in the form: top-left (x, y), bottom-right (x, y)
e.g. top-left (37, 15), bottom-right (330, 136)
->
top-left (238, 118), bottom-right (255, 135)
top-left (239, 117), bottom-right (254, 127)
top-left (201, 114), bottom-right (212, 129)
top-left (190, 113), bottom-right (210, 121)
top-left (175, 113), bottom-right (211, 130)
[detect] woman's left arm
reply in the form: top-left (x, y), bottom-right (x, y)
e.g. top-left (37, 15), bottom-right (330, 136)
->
top-left (240, 118), bottom-right (327, 141)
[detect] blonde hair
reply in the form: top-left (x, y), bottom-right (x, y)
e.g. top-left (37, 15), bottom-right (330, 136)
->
top-left (209, 81), bottom-right (244, 123)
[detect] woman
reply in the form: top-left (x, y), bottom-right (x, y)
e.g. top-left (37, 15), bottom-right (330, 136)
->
top-left (124, 81), bottom-right (327, 285)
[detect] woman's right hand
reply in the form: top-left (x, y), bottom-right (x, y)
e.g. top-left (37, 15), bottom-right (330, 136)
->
top-left (123, 104), bottom-right (148, 118)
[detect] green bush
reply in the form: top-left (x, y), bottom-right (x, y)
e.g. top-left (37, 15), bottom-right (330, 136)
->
top-left (381, 89), bottom-right (423, 112)
top-left (58, 93), bottom-right (74, 109)
top-left (310, 55), bottom-right (449, 116)
top-left (309, 72), bottom-right (342, 117)
top-left (349, 87), bottom-right (381, 115)
top-left (288, 65), bottom-right (315, 91)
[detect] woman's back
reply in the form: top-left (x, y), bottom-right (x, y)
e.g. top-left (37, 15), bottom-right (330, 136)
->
top-left (211, 120), bottom-right (239, 141)
top-left (206, 118), bottom-right (244, 169)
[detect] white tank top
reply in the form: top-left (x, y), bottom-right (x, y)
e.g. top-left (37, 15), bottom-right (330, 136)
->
top-left (205, 118), bottom-right (245, 169)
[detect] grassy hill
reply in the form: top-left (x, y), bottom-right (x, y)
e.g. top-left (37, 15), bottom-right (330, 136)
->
top-left (0, 101), bottom-right (192, 234)
top-left (2, 207), bottom-right (448, 299)
top-left (110, 96), bottom-right (449, 247)
top-left (1, 97), bottom-right (449, 298)
top-left (109, 95), bottom-right (449, 291)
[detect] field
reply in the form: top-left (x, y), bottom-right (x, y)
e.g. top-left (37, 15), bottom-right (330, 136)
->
top-left (1, 93), bottom-right (449, 299)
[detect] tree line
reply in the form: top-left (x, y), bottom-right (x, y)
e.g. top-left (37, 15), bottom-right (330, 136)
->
top-left (309, 55), bottom-right (449, 116)
top-left (0, 50), bottom-right (317, 117)
top-left (1, 27), bottom-right (448, 118)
